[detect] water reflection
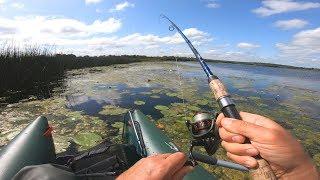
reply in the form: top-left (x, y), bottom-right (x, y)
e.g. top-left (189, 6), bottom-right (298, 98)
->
top-left (66, 84), bottom-right (182, 120)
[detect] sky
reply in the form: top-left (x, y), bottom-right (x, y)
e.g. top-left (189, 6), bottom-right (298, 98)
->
top-left (0, 0), bottom-right (319, 68)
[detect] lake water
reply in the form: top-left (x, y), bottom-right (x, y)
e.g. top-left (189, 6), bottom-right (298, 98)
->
top-left (1, 61), bottom-right (319, 178)
top-left (64, 61), bottom-right (320, 121)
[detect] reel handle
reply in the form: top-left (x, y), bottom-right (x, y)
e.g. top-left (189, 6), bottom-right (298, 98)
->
top-left (209, 78), bottom-right (277, 180)
top-left (191, 152), bottom-right (249, 172)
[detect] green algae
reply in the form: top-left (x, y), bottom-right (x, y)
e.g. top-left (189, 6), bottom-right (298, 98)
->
top-left (134, 100), bottom-right (146, 105)
top-left (99, 105), bottom-right (129, 116)
top-left (73, 132), bottom-right (102, 148)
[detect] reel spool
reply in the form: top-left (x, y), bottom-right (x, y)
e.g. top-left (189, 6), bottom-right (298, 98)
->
top-left (186, 112), bottom-right (220, 156)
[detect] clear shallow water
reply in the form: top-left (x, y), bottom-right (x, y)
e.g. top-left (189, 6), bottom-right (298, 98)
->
top-left (64, 62), bottom-right (320, 122)
top-left (66, 83), bottom-right (182, 120)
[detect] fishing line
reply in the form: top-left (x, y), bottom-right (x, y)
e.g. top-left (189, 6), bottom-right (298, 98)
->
top-left (174, 56), bottom-right (188, 121)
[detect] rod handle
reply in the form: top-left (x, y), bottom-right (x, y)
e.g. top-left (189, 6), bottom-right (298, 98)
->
top-left (209, 78), bottom-right (277, 180)
top-left (221, 104), bottom-right (241, 119)
top-left (221, 105), bottom-right (277, 180)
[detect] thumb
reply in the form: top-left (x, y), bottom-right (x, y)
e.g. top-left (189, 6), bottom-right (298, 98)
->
top-left (173, 166), bottom-right (194, 180)
top-left (221, 118), bottom-right (268, 141)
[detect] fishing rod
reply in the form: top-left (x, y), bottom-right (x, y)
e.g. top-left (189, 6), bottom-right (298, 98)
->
top-left (161, 15), bottom-right (276, 179)
top-left (161, 15), bottom-right (239, 119)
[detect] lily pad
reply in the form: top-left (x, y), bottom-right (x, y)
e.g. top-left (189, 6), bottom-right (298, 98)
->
top-left (195, 99), bottom-right (210, 106)
top-left (111, 122), bottom-right (124, 143)
top-left (134, 100), bottom-right (146, 105)
top-left (166, 92), bottom-right (178, 97)
top-left (99, 105), bottom-right (128, 115)
top-left (112, 122), bottom-right (124, 130)
top-left (187, 105), bottom-right (201, 112)
top-left (73, 132), bottom-right (102, 147)
top-left (140, 92), bottom-right (152, 95)
top-left (154, 105), bottom-right (169, 111)
top-left (150, 95), bottom-right (160, 99)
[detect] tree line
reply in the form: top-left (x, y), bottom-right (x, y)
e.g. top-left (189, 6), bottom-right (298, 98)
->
top-left (0, 46), bottom-right (192, 104)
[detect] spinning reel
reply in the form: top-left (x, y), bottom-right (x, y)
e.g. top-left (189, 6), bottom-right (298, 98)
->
top-left (185, 112), bottom-right (248, 171)
top-left (186, 112), bottom-right (220, 163)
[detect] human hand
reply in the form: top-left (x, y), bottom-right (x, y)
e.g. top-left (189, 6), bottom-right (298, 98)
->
top-left (216, 112), bottom-right (319, 179)
top-left (116, 152), bottom-right (194, 180)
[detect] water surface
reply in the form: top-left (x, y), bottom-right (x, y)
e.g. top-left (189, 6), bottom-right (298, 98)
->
top-left (1, 61), bottom-right (319, 179)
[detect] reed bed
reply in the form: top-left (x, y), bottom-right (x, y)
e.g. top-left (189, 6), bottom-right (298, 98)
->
top-left (0, 44), bottom-right (184, 104)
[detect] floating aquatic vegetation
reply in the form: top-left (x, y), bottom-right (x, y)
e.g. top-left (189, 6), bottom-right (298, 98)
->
top-left (112, 122), bottom-right (124, 131)
top-left (110, 122), bottom-right (124, 143)
top-left (99, 105), bottom-right (129, 116)
top-left (140, 92), bottom-right (152, 95)
top-left (1, 61), bottom-right (319, 175)
top-left (157, 102), bottom-right (250, 179)
top-left (5, 130), bottom-right (21, 141)
top-left (227, 76), bottom-right (255, 90)
top-left (0, 97), bottom-right (110, 153)
top-left (154, 105), bottom-right (169, 111)
top-left (151, 89), bottom-right (163, 94)
top-left (314, 154), bottom-right (320, 167)
top-left (166, 92), bottom-right (178, 97)
top-left (73, 132), bottom-right (102, 148)
top-left (134, 100), bottom-right (146, 105)
top-left (150, 95), bottom-right (160, 99)
top-left (195, 99), bottom-right (210, 106)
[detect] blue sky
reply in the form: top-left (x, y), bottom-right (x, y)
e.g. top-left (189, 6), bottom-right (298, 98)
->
top-left (0, 0), bottom-right (319, 68)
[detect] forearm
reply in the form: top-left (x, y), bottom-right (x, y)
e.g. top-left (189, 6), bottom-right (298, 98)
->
top-left (280, 161), bottom-right (319, 180)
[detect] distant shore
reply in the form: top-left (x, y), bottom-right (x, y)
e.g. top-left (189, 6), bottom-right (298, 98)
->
top-left (204, 59), bottom-right (319, 71)
top-left (1, 51), bottom-right (319, 106)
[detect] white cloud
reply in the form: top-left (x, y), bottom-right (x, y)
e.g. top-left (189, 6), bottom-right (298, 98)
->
top-left (11, 2), bottom-right (24, 9)
top-left (276, 27), bottom-right (320, 66)
top-left (81, 28), bottom-right (211, 47)
top-left (237, 42), bottom-right (260, 49)
top-left (85, 0), bottom-right (103, 5)
top-left (0, 15), bottom-right (211, 57)
top-left (0, 1), bottom-right (24, 10)
top-left (109, 1), bottom-right (134, 12)
top-left (0, 16), bottom-right (122, 45)
top-left (206, 0), bottom-right (220, 8)
top-left (253, 0), bottom-right (320, 16)
top-left (274, 19), bottom-right (308, 30)
top-left (203, 48), bottom-right (261, 62)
